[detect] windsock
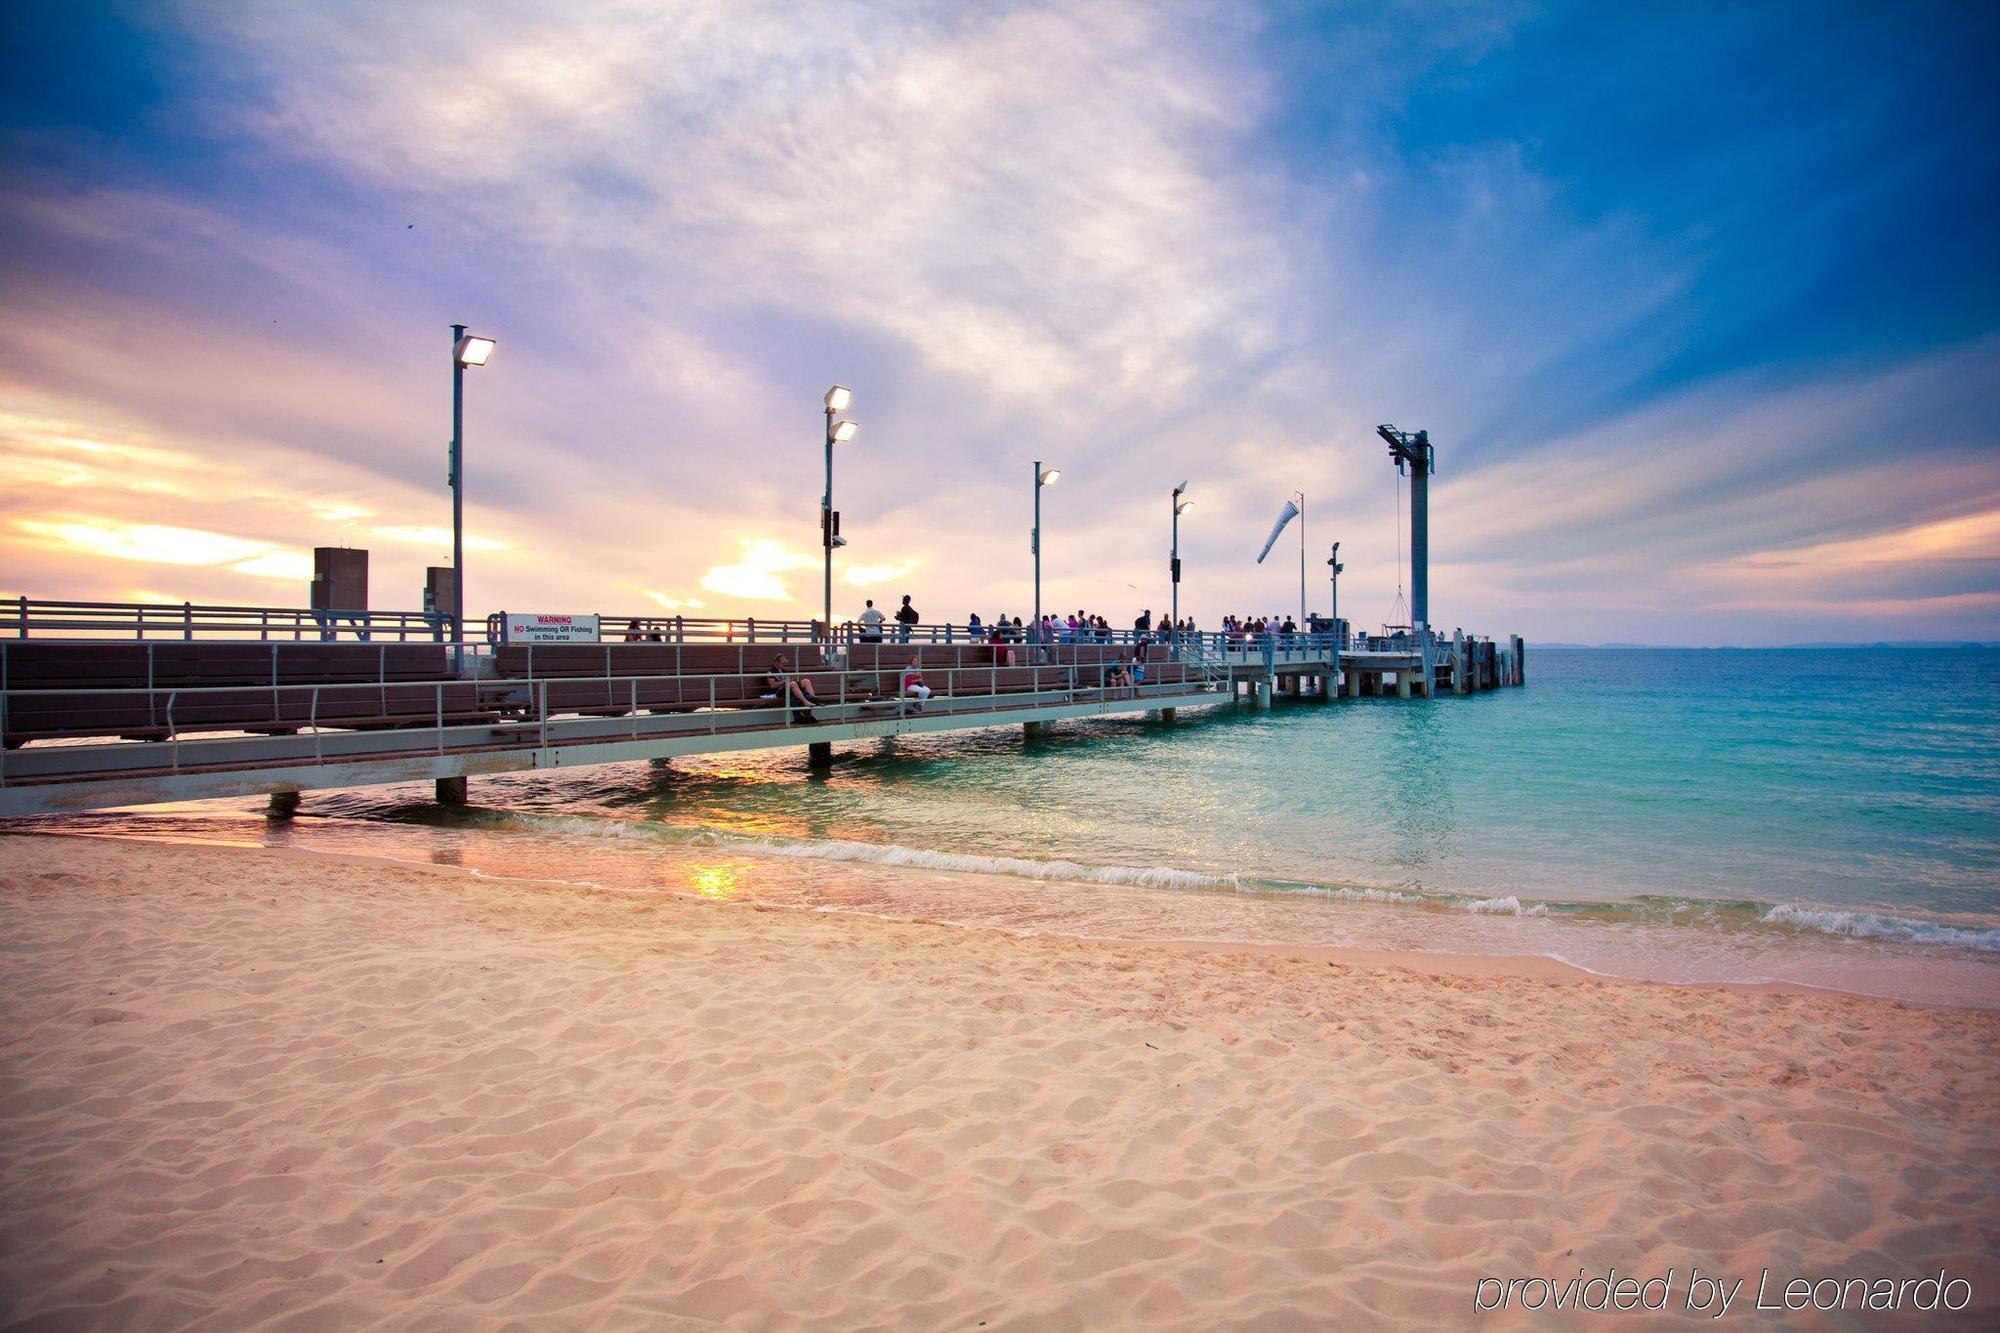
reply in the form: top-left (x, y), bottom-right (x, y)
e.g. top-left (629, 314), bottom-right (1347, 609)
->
top-left (1255, 499), bottom-right (1300, 564)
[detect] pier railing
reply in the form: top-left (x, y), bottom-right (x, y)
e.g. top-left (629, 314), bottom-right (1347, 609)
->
top-left (0, 657), bottom-right (1225, 789)
top-left (557, 613), bottom-right (1349, 656)
top-left (7, 597), bottom-right (1369, 659)
top-left (4, 597), bottom-right (450, 643)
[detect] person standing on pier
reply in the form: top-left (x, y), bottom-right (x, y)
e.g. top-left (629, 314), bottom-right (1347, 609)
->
top-left (857, 599), bottom-right (885, 643)
top-left (895, 594), bottom-right (919, 643)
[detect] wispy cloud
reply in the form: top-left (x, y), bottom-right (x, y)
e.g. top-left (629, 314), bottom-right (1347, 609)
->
top-left (0, 1), bottom-right (1993, 641)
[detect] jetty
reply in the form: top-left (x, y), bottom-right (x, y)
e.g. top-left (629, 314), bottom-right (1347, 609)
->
top-left (0, 597), bottom-right (1523, 817)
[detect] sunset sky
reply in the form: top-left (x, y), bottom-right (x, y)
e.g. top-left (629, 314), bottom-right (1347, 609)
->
top-left (2, 1), bottom-right (1995, 644)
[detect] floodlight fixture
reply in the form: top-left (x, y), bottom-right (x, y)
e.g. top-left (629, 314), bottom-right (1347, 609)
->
top-left (453, 334), bottom-right (495, 368)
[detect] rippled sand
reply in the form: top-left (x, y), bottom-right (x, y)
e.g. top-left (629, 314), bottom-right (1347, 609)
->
top-left (2, 835), bottom-right (1996, 1328)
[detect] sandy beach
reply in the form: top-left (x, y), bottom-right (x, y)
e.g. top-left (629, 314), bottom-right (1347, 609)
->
top-left (2, 833), bottom-right (1995, 1329)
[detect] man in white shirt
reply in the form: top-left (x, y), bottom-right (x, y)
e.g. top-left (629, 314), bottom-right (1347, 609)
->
top-left (857, 599), bottom-right (886, 643)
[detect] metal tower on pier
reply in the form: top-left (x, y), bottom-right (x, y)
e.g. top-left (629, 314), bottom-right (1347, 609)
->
top-left (1376, 425), bottom-right (1435, 629)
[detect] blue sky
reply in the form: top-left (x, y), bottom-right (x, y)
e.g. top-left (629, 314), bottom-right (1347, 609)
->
top-left (1, 0), bottom-right (1995, 643)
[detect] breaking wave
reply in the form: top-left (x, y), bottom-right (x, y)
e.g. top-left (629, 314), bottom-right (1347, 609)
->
top-left (1761, 904), bottom-right (2000, 952)
top-left (479, 811), bottom-right (2000, 957)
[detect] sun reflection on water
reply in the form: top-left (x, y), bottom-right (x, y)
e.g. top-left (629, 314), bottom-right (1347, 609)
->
top-left (688, 862), bottom-right (744, 901)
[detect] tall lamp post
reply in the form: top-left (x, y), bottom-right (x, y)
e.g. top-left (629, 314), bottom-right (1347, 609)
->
top-left (822, 386), bottom-right (857, 646)
top-left (1033, 461), bottom-right (1060, 634)
top-left (449, 324), bottom-right (495, 651)
top-left (1170, 480), bottom-right (1191, 639)
top-left (1327, 541), bottom-right (1343, 640)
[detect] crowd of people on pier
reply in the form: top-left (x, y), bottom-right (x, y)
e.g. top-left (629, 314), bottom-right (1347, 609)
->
top-left (625, 595), bottom-right (1366, 654)
top-left (850, 600), bottom-right (1200, 647)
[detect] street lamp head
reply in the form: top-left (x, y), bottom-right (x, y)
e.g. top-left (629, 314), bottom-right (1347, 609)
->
top-left (831, 419), bottom-right (859, 443)
top-left (1176, 499), bottom-right (1194, 515)
top-left (1039, 467), bottom-right (1061, 486)
top-left (453, 334), bottom-right (496, 368)
top-left (824, 385), bottom-right (852, 413)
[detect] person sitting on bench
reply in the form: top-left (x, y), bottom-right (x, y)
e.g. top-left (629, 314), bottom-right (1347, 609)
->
top-left (764, 655), bottom-right (819, 723)
top-left (900, 656), bottom-right (932, 709)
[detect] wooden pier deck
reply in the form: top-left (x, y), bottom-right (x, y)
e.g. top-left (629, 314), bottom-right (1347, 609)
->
top-left (0, 600), bottom-right (1523, 817)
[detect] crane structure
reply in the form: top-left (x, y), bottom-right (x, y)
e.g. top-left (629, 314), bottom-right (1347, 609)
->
top-left (1376, 425), bottom-right (1435, 631)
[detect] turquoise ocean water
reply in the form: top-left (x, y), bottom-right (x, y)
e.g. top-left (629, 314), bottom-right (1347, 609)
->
top-left (22, 648), bottom-right (2000, 1006)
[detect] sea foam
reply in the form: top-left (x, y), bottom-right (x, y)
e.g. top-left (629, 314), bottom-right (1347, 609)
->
top-left (1464, 895), bottom-right (1550, 916)
top-left (1760, 904), bottom-right (2000, 952)
top-left (685, 831), bottom-right (1245, 892)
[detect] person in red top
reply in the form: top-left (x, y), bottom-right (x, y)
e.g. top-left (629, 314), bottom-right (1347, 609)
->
top-left (900, 655), bottom-right (932, 709)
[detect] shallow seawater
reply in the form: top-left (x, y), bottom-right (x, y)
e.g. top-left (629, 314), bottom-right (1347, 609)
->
top-left (15, 648), bottom-right (2000, 1007)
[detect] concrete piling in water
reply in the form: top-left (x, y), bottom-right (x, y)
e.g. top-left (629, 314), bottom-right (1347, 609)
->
top-left (807, 742), bottom-right (833, 768)
top-left (269, 790), bottom-right (300, 816)
top-left (1023, 720), bottom-right (1046, 739)
top-left (435, 775), bottom-right (467, 804)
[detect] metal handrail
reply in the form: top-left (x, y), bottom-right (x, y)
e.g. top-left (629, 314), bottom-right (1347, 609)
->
top-left (507, 613), bottom-right (1344, 656)
top-left (0, 638), bottom-right (494, 692)
top-left (0, 658), bottom-right (1214, 703)
top-left (0, 659), bottom-right (1221, 785)
top-left (4, 596), bottom-right (451, 643)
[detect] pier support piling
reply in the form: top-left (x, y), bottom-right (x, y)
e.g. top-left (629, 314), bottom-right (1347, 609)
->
top-left (434, 775), bottom-right (467, 805)
top-left (1023, 720), bottom-right (1046, 739)
top-left (1158, 708), bottom-right (1177, 724)
top-left (807, 741), bottom-right (834, 768)
top-left (1396, 671), bottom-right (1412, 699)
top-left (1255, 679), bottom-right (1273, 710)
top-left (268, 790), bottom-right (300, 816)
